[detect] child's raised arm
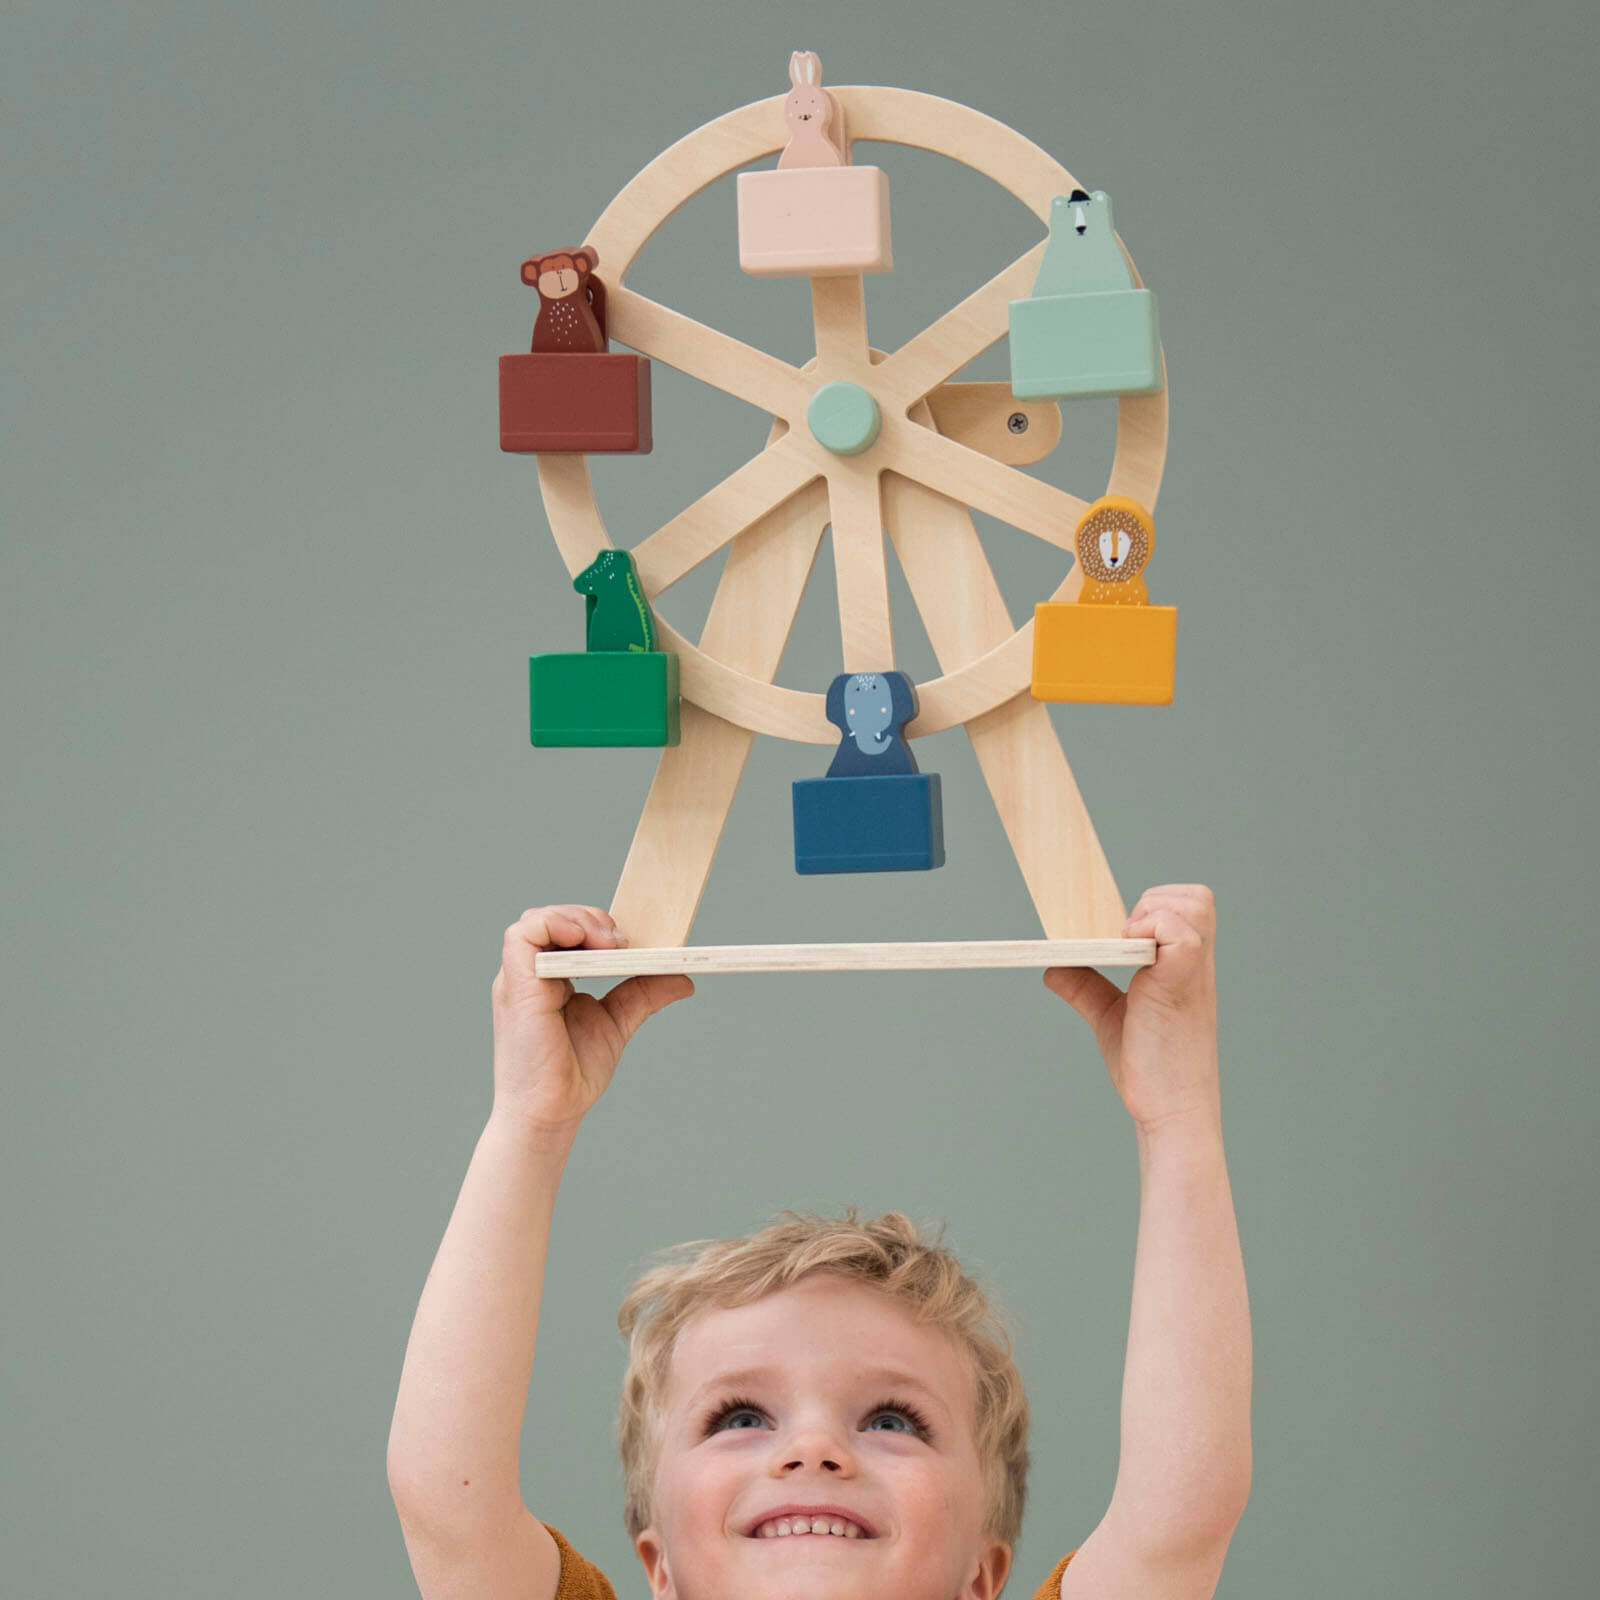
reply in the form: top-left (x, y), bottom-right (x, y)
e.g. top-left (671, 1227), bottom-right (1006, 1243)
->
top-left (1044, 885), bottom-right (1252, 1600)
top-left (386, 906), bottom-right (691, 1596)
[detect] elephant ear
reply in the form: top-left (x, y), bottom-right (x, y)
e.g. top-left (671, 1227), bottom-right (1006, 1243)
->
top-left (824, 672), bottom-right (849, 733)
top-left (890, 670), bottom-right (919, 727)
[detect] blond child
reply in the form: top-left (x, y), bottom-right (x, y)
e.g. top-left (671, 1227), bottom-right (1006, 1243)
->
top-left (387, 885), bottom-right (1251, 1598)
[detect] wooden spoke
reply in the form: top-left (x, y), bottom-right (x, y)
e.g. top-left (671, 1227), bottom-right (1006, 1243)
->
top-left (610, 461), bottom-right (829, 949)
top-left (884, 417), bottom-right (1086, 551)
top-left (629, 438), bottom-right (819, 597)
top-left (605, 284), bottom-right (812, 421)
top-left (884, 472), bottom-right (1015, 668)
top-left (811, 275), bottom-right (870, 373)
top-left (878, 241), bottom-right (1046, 411)
top-left (884, 407), bottom-right (1128, 938)
top-left (828, 465), bottom-right (894, 670)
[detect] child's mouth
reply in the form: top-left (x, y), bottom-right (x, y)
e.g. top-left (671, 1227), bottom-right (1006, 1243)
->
top-left (750, 1515), bottom-right (871, 1540)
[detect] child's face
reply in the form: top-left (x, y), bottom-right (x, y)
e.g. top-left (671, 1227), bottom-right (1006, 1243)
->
top-left (634, 1275), bottom-right (1011, 1600)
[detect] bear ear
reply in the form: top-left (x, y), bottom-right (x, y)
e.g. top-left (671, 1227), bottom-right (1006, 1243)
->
top-left (824, 672), bottom-right (848, 729)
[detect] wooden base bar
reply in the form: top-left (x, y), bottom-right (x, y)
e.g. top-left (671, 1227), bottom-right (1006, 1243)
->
top-left (535, 938), bottom-right (1155, 978)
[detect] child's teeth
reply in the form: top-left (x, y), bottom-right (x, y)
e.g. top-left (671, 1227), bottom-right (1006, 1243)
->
top-left (758, 1516), bottom-right (865, 1538)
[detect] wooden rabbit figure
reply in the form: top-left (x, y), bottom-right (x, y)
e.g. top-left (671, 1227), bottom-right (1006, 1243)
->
top-left (736, 49), bottom-right (890, 276)
top-left (777, 50), bottom-right (846, 168)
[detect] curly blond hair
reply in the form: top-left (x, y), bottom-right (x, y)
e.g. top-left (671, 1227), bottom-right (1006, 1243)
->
top-left (615, 1209), bottom-right (1030, 1548)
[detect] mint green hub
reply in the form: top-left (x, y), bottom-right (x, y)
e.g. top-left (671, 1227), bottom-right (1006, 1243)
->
top-left (1009, 189), bottom-right (1163, 400)
top-left (808, 381), bottom-right (881, 456)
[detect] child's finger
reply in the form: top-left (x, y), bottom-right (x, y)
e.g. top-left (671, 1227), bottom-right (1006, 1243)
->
top-left (500, 905), bottom-right (620, 976)
top-left (1043, 964), bottom-right (1123, 1028)
top-left (540, 904), bottom-right (627, 948)
top-left (1127, 885), bottom-right (1215, 940)
top-left (600, 973), bottom-right (695, 1046)
top-left (1126, 903), bottom-right (1211, 966)
top-left (494, 911), bottom-right (602, 1012)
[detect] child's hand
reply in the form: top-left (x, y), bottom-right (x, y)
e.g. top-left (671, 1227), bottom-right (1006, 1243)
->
top-left (1044, 885), bottom-right (1219, 1132)
top-left (490, 905), bottom-right (693, 1134)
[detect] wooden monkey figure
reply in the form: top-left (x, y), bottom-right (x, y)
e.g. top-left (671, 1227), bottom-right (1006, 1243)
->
top-left (521, 247), bottom-right (609, 352)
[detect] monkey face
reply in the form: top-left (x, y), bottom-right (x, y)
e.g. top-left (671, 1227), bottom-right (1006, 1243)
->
top-left (521, 248), bottom-right (596, 301)
top-left (537, 255), bottom-right (587, 300)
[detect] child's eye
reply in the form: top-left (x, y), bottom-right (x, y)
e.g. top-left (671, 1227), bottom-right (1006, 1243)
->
top-left (703, 1396), bottom-right (771, 1434)
top-left (702, 1395), bottom-right (933, 1442)
top-left (863, 1400), bottom-right (933, 1439)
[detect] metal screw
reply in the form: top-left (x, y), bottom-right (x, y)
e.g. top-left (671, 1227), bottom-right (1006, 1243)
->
top-left (1007, 412), bottom-right (1029, 434)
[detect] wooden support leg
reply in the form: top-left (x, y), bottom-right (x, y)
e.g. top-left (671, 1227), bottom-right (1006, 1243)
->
top-left (883, 409), bottom-right (1127, 938)
top-left (609, 469), bottom-right (828, 947)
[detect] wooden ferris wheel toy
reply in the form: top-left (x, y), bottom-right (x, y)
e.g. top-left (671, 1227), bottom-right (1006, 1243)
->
top-left (500, 52), bottom-right (1178, 980)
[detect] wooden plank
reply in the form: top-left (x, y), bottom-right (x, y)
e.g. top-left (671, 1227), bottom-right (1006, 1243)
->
top-left (537, 938), bottom-right (1155, 978)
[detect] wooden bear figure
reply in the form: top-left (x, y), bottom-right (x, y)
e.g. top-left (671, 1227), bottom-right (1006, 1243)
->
top-left (1008, 189), bottom-right (1162, 399)
top-left (522, 247), bottom-right (609, 353)
top-left (824, 671), bottom-right (920, 776)
top-left (572, 548), bottom-right (656, 653)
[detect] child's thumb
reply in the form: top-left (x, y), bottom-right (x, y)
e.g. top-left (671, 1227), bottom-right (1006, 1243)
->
top-left (600, 973), bottom-right (695, 1046)
top-left (1043, 965), bottom-right (1122, 1029)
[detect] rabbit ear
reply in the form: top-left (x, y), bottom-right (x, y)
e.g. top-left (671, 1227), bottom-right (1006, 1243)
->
top-left (803, 51), bottom-right (822, 85)
top-left (789, 50), bottom-right (806, 87)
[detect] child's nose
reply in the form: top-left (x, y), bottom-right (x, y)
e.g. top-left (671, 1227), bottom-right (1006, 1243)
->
top-left (776, 1426), bottom-right (855, 1473)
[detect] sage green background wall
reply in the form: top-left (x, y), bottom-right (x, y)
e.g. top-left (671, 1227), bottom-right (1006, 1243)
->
top-left (5, 0), bottom-right (1595, 1594)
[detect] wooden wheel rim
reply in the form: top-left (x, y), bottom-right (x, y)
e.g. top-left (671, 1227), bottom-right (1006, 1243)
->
top-left (535, 85), bottom-right (1169, 744)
